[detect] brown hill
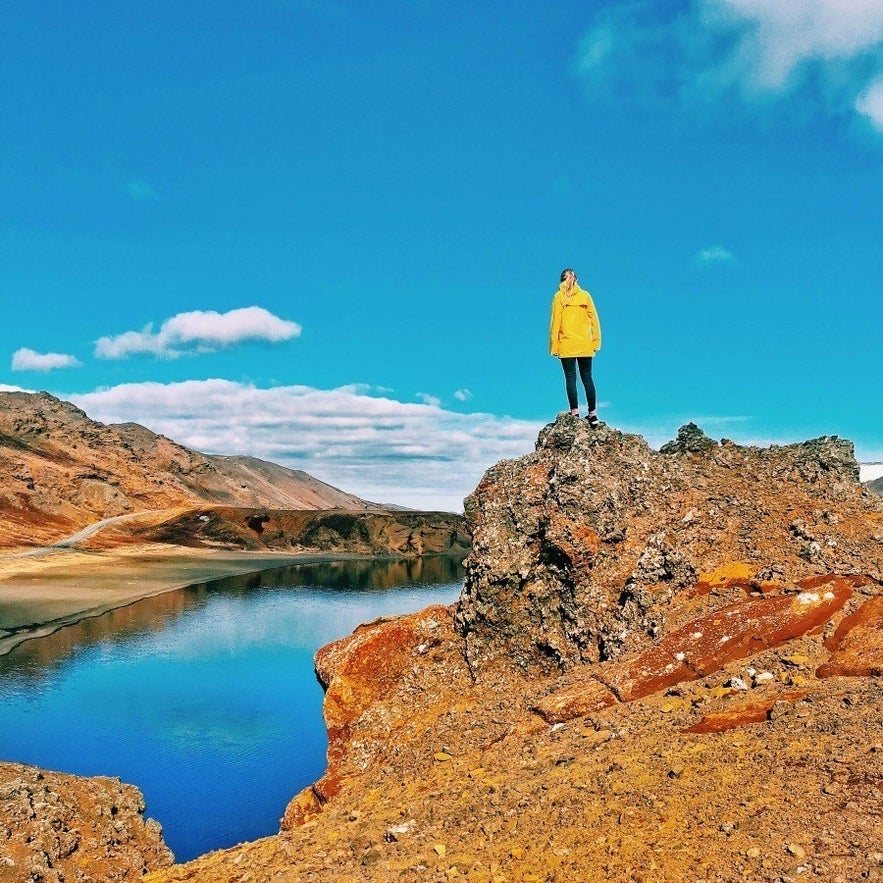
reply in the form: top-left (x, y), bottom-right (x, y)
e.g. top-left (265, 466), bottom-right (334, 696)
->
top-left (145, 418), bottom-right (883, 883)
top-left (0, 390), bottom-right (375, 548)
top-left (867, 474), bottom-right (883, 496)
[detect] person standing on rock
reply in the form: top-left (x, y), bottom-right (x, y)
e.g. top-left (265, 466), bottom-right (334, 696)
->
top-left (549, 268), bottom-right (603, 426)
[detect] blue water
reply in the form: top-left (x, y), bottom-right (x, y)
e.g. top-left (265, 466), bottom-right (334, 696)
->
top-left (0, 556), bottom-right (464, 862)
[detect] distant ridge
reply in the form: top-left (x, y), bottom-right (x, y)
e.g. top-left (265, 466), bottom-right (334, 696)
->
top-left (0, 390), bottom-right (376, 547)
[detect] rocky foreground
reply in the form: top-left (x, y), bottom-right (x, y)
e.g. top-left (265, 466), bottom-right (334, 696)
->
top-left (4, 419), bottom-right (882, 882)
top-left (0, 761), bottom-right (172, 881)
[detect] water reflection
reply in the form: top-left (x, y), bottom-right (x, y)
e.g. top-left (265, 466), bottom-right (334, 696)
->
top-left (0, 590), bottom-right (202, 688)
top-left (0, 554), bottom-right (466, 862)
top-left (0, 555), bottom-right (466, 688)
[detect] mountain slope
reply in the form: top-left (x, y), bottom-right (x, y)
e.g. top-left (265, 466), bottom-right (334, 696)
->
top-left (0, 390), bottom-right (374, 547)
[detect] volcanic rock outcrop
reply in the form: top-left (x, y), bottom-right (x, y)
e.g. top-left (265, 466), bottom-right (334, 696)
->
top-left (144, 417), bottom-right (883, 883)
top-left (456, 419), bottom-right (882, 675)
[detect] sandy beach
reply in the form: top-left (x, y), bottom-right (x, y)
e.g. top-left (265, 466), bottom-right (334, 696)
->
top-left (0, 543), bottom-right (350, 657)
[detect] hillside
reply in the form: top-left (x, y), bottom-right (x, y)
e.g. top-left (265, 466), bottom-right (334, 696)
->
top-left (868, 475), bottom-right (883, 496)
top-left (0, 390), bottom-right (375, 548)
top-left (78, 506), bottom-right (471, 558)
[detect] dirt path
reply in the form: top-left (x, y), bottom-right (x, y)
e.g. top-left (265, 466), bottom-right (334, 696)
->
top-left (0, 511), bottom-right (169, 561)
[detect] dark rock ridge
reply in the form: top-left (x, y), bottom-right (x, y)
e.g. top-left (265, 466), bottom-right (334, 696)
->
top-left (868, 474), bottom-right (883, 496)
top-left (455, 418), bottom-right (883, 675)
top-left (97, 506), bottom-right (470, 557)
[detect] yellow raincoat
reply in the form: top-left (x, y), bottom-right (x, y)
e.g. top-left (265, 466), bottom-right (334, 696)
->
top-left (549, 284), bottom-right (602, 357)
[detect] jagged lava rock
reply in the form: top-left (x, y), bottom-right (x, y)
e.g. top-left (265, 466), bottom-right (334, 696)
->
top-left (0, 761), bottom-right (173, 882)
top-left (456, 416), bottom-right (883, 675)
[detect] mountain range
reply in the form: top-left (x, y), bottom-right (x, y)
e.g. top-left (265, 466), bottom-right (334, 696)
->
top-left (0, 390), bottom-right (375, 549)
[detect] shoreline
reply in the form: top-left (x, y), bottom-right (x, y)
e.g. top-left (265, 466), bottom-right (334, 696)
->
top-left (0, 544), bottom-right (372, 658)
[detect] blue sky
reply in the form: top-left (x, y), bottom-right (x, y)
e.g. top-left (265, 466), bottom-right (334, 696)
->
top-left (2, 1), bottom-right (882, 510)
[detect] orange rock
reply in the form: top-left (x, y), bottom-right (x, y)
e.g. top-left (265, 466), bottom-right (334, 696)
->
top-left (683, 690), bottom-right (808, 734)
top-left (282, 605), bottom-right (453, 829)
top-left (280, 785), bottom-right (323, 830)
top-left (533, 577), bottom-right (855, 721)
top-left (754, 581), bottom-right (788, 595)
top-left (317, 605), bottom-right (451, 729)
top-left (797, 573), bottom-right (868, 591)
top-left (692, 562), bottom-right (755, 596)
top-left (599, 641), bottom-right (695, 702)
top-left (601, 577), bottom-right (853, 702)
top-left (531, 679), bottom-right (618, 724)
top-left (816, 596), bottom-right (883, 678)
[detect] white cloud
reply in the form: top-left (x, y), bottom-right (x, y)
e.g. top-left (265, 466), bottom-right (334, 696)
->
top-left (94, 307), bottom-right (302, 360)
top-left (576, 0), bottom-right (883, 130)
top-left (11, 348), bottom-right (82, 372)
top-left (417, 392), bottom-right (442, 407)
top-left (856, 76), bottom-right (883, 128)
top-left (700, 0), bottom-right (883, 91)
top-left (696, 245), bottom-right (736, 265)
top-left (454, 388), bottom-right (473, 402)
top-left (69, 380), bottom-right (544, 512)
top-left (125, 178), bottom-right (159, 202)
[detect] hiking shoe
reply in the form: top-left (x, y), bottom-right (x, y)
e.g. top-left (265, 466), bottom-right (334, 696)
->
top-left (585, 415), bottom-right (605, 428)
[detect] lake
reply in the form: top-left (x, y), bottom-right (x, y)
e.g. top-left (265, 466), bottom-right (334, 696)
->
top-left (0, 555), bottom-right (465, 862)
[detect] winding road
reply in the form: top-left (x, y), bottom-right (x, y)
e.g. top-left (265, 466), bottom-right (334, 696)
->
top-left (0, 512), bottom-right (164, 561)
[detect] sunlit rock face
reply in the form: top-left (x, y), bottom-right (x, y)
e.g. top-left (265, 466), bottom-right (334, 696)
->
top-left (456, 417), bottom-right (883, 676)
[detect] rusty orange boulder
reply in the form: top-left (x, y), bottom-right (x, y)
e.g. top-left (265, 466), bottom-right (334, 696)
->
top-left (817, 595), bottom-right (883, 678)
top-left (282, 605), bottom-right (454, 830)
top-left (530, 577), bottom-right (855, 724)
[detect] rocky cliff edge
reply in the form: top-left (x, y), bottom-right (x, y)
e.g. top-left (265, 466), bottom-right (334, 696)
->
top-left (85, 420), bottom-right (883, 880)
top-left (456, 419), bottom-right (881, 676)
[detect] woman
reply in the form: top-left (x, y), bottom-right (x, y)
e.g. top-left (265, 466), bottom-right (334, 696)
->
top-left (549, 268), bottom-right (603, 426)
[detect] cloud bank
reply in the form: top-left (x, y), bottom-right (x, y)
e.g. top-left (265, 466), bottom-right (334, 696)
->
top-left (11, 348), bottom-right (82, 372)
top-left (856, 76), bottom-right (883, 129)
top-left (70, 380), bottom-right (543, 511)
top-left (576, 0), bottom-right (883, 130)
top-left (95, 307), bottom-right (302, 360)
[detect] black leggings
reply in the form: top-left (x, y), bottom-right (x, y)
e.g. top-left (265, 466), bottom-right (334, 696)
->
top-left (560, 357), bottom-right (596, 413)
